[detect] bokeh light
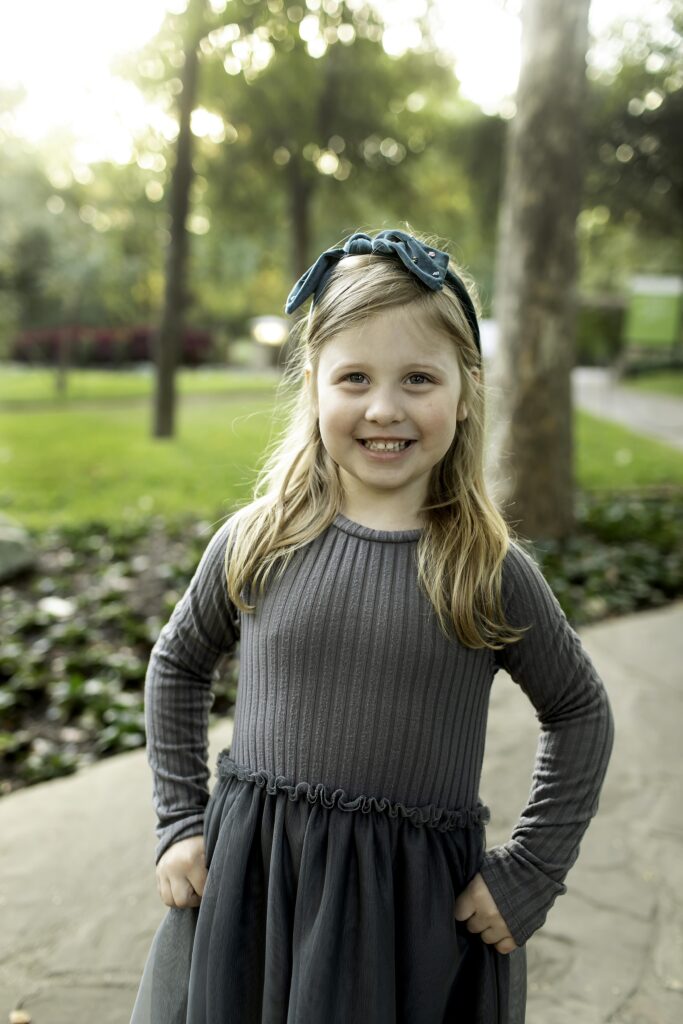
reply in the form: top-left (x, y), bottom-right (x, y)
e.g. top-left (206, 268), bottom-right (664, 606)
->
top-left (0, 0), bottom-right (672, 166)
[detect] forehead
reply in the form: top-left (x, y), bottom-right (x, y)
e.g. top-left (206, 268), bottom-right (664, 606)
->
top-left (319, 306), bottom-right (457, 371)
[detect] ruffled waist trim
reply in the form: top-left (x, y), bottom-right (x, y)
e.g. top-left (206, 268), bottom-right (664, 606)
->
top-left (215, 751), bottom-right (490, 832)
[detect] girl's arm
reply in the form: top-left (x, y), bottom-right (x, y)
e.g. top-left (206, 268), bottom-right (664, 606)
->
top-left (478, 541), bottom-right (615, 947)
top-left (143, 515), bottom-right (241, 865)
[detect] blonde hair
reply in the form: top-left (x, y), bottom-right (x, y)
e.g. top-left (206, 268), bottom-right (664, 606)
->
top-left (222, 226), bottom-right (529, 651)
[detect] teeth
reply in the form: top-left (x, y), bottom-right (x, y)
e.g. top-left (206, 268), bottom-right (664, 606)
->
top-left (363, 440), bottom-right (410, 451)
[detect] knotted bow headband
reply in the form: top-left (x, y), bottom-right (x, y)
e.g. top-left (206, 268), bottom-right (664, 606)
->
top-left (284, 229), bottom-right (481, 361)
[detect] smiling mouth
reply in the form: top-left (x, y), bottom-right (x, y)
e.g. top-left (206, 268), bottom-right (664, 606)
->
top-left (357, 439), bottom-right (415, 451)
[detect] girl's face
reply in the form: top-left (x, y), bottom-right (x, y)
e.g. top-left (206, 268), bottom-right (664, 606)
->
top-left (307, 305), bottom-right (474, 522)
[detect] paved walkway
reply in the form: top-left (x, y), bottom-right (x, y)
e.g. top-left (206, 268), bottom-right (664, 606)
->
top-left (571, 366), bottom-right (683, 451)
top-left (1, 598), bottom-right (682, 1023)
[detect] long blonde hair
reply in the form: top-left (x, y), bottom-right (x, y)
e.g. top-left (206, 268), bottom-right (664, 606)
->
top-left (222, 227), bottom-right (529, 651)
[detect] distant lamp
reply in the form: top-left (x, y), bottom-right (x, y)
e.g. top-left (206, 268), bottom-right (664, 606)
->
top-left (248, 317), bottom-right (288, 370)
top-left (249, 316), bottom-right (288, 346)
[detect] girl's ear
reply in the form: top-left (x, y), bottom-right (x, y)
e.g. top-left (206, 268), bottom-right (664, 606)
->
top-left (458, 364), bottom-right (479, 420)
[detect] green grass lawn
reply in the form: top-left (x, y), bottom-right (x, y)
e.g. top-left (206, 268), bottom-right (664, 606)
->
top-left (3, 364), bottom-right (682, 401)
top-left (574, 409), bottom-right (683, 490)
top-left (0, 365), bottom-right (280, 405)
top-left (0, 369), bottom-right (682, 529)
top-left (0, 395), bottom-right (291, 527)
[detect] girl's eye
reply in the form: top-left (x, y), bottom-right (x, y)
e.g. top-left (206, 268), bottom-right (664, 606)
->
top-left (341, 373), bottom-right (432, 385)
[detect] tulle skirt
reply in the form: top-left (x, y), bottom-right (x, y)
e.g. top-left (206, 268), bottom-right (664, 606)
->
top-left (130, 753), bottom-right (527, 1023)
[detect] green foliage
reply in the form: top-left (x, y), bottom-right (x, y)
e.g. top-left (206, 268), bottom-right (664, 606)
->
top-left (1, 2), bottom-right (681, 365)
top-left (530, 490), bottom-right (682, 621)
top-left (583, 1), bottom-right (683, 241)
top-left (576, 301), bottom-right (625, 366)
top-left (0, 0), bottom-right (505, 344)
top-left (0, 515), bottom-right (240, 792)
top-left (579, 0), bottom-right (683, 287)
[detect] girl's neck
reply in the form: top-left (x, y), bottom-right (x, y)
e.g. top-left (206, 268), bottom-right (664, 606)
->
top-left (340, 505), bottom-right (426, 533)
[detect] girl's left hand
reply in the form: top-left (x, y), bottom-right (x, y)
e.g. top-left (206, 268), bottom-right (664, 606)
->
top-left (454, 872), bottom-right (519, 955)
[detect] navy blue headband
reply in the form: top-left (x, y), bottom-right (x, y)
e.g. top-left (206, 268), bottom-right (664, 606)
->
top-left (284, 229), bottom-right (481, 360)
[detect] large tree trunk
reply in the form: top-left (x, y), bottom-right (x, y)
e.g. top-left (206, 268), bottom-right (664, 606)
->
top-left (487, 0), bottom-right (591, 540)
top-left (152, 0), bottom-right (206, 438)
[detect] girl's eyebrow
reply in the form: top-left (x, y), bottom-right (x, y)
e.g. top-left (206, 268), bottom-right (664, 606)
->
top-left (329, 361), bottom-right (445, 374)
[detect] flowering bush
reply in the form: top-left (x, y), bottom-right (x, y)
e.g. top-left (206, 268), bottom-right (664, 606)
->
top-left (10, 325), bottom-right (216, 366)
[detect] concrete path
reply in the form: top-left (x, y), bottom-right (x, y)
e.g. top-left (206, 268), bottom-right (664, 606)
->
top-left (482, 599), bottom-right (683, 1024)
top-left (2, 599), bottom-right (682, 1023)
top-left (571, 366), bottom-right (683, 451)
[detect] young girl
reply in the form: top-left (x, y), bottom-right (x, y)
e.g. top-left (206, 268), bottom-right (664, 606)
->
top-left (130, 227), bottom-right (614, 1024)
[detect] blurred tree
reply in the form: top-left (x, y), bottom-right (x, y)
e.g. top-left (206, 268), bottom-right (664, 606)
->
top-left (126, 5), bottom-right (455, 285)
top-left (190, 40), bottom-right (494, 320)
top-left (488, 0), bottom-right (591, 540)
top-left (10, 225), bottom-right (53, 328)
top-left (152, 0), bottom-right (207, 438)
top-left (0, 90), bottom-right (55, 355)
top-left (127, 0), bottom-right (476, 427)
top-left (580, 0), bottom-right (683, 289)
top-left (0, 97), bottom-right (168, 359)
top-left (1, 4), bottom-right (500, 361)
top-left (2, 0), bottom-right (679, 377)
top-left (202, 31), bottom-right (453, 279)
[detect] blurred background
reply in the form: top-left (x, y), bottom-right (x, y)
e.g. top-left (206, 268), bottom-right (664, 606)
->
top-left (0, 1), bottom-right (682, 1020)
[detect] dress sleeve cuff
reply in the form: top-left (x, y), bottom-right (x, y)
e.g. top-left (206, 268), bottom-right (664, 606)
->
top-left (154, 814), bottom-right (206, 866)
top-left (478, 842), bottom-right (568, 947)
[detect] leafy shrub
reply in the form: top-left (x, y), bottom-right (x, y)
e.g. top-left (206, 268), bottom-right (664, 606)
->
top-left (576, 300), bottom-right (625, 367)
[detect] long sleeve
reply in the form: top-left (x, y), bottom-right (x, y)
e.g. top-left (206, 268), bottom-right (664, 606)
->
top-left (144, 516), bottom-right (241, 865)
top-left (478, 541), bottom-right (615, 947)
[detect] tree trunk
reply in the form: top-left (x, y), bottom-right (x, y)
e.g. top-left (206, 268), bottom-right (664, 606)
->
top-left (55, 324), bottom-right (71, 399)
top-left (152, 0), bottom-right (206, 438)
top-left (289, 154), bottom-right (312, 283)
top-left (282, 154), bottom-right (313, 371)
top-left (487, 0), bottom-right (591, 540)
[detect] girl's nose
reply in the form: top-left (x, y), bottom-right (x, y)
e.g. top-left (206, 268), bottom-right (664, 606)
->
top-left (363, 388), bottom-right (405, 420)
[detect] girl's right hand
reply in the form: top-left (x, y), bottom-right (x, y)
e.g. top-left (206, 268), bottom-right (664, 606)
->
top-left (155, 834), bottom-right (208, 909)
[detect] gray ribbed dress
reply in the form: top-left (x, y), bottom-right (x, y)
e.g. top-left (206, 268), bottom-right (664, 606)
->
top-left (130, 512), bottom-right (614, 1024)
